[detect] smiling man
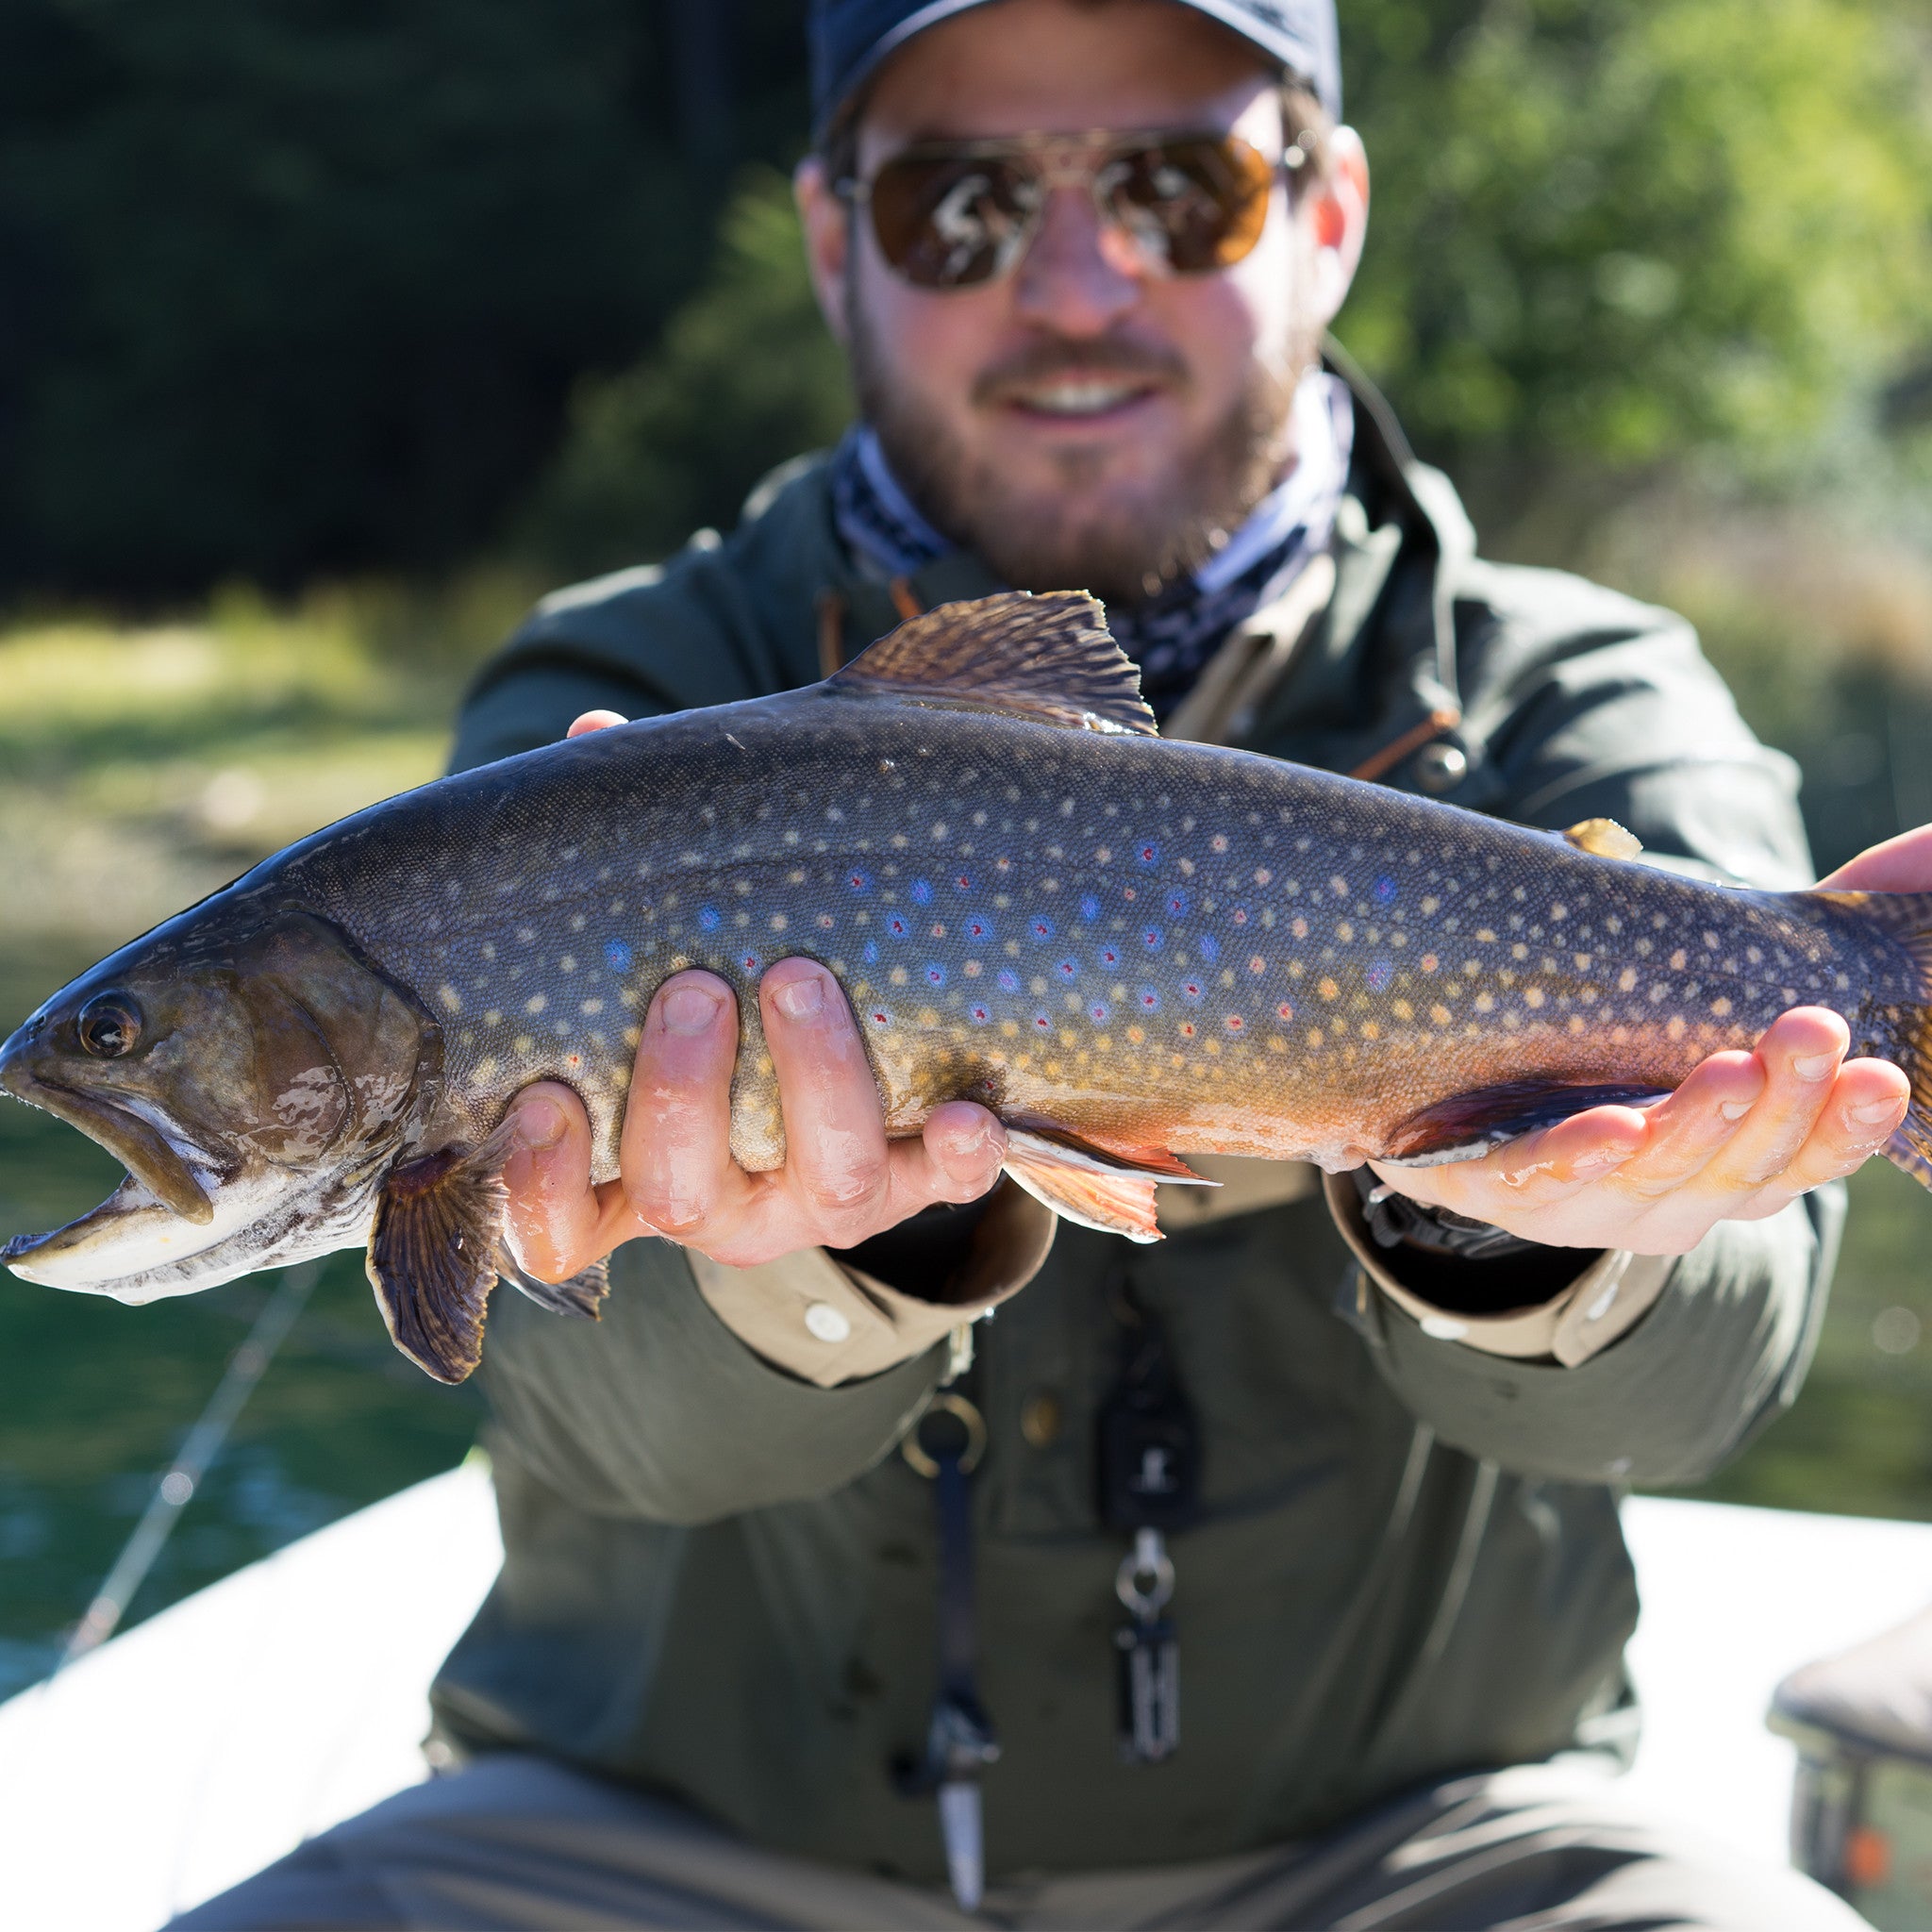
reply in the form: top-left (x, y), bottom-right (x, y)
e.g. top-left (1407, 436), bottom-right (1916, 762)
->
top-left (177, 2), bottom-right (1885, 1927)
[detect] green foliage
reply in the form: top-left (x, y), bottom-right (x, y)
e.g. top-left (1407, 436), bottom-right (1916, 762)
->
top-left (1340, 0), bottom-right (1932, 469)
top-left (0, 0), bottom-right (809, 594)
top-left (516, 171), bottom-right (853, 584)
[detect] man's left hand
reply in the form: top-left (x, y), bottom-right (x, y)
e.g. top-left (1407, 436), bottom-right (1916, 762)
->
top-left (1369, 829), bottom-right (1932, 1256)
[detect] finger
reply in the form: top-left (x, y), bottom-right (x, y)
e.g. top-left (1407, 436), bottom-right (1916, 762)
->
top-left (501, 1083), bottom-right (605, 1281)
top-left (1702, 1008), bottom-right (1849, 1195)
top-left (620, 971), bottom-right (749, 1239)
top-left (761, 959), bottom-right (896, 1245)
top-left (1820, 823), bottom-right (1932, 891)
top-left (1369, 1105), bottom-right (1647, 1220)
top-left (567, 709), bottom-right (628, 738)
top-left (1750, 1058), bottom-right (1910, 1202)
top-left (1605, 1051), bottom-right (1765, 1200)
top-left (885, 1100), bottom-right (1008, 1208)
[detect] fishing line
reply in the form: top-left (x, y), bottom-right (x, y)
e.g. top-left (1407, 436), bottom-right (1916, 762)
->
top-left (56, 1259), bottom-right (321, 1672)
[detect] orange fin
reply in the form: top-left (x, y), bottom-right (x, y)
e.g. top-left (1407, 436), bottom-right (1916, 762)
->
top-left (1001, 1126), bottom-right (1215, 1242)
top-left (824, 591), bottom-right (1158, 737)
top-left (1562, 817), bottom-right (1642, 860)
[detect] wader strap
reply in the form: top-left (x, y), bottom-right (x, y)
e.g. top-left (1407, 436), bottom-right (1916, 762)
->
top-left (896, 1391), bottom-right (998, 1910)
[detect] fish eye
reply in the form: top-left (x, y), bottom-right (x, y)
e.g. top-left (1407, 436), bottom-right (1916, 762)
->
top-left (76, 992), bottom-right (142, 1059)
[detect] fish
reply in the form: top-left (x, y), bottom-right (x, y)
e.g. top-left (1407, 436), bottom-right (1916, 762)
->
top-left (5, 590), bottom-right (1932, 1383)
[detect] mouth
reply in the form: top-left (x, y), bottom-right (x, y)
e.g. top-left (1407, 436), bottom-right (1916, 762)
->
top-left (0, 1059), bottom-right (218, 1278)
top-left (996, 375), bottom-right (1167, 423)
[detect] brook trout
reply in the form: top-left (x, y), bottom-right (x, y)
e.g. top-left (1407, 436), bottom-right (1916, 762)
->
top-left (6, 591), bottom-right (1932, 1381)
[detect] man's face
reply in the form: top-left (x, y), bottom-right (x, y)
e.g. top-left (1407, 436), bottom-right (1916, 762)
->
top-left (797, 0), bottom-right (1368, 608)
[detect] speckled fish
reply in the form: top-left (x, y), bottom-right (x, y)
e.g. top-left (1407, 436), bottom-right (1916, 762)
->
top-left (7, 591), bottom-right (1932, 1382)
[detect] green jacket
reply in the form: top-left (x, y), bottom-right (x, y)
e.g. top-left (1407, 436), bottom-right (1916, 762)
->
top-left (430, 377), bottom-right (1839, 1880)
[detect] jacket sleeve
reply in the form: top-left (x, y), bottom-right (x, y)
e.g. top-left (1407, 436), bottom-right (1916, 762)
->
top-left (1343, 563), bottom-right (1847, 1481)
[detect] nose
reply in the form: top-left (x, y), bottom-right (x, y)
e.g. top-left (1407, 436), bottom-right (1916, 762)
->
top-left (1011, 185), bottom-right (1142, 337)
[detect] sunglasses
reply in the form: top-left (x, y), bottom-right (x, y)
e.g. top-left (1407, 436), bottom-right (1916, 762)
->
top-left (838, 127), bottom-right (1307, 291)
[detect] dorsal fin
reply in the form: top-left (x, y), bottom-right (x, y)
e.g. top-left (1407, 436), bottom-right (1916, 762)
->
top-left (824, 591), bottom-right (1158, 737)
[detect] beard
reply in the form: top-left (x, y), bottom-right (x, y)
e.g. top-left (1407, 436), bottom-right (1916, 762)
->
top-left (850, 310), bottom-right (1302, 610)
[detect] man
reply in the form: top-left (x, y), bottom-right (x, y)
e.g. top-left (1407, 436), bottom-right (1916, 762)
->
top-left (182, 1), bottom-right (1901, 1924)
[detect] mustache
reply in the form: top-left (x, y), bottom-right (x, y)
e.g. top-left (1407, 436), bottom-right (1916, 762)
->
top-left (972, 337), bottom-right (1189, 405)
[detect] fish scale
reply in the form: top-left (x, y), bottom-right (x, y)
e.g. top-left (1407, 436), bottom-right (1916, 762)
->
top-left (5, 590), bottom-right (1932, 1383)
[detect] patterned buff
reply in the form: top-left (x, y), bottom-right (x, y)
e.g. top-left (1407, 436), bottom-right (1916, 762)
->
top-left (831, 371), bottom-right (1354, 718)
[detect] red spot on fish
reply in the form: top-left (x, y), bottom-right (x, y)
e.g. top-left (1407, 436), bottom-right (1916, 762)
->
top-left (1211, 834), bottom-right (1228, 853)
top-left (1179, 1022), bottom-right (1196, 1038)
top-left (1277, 1001), bottom-right (1294, 1020)
top-left (1249, 955), bottom-right (1266, 974)
top-left (956, 874), bottom-right (971, 889)
top-left (872, 1010), bottom-right (890, 1025)
top-left (1225, 1015), bottom-right (1243, 1031)
top-left (1232, 907), bottom-right (1249, 924)
top-left (1421, 953), bottom-right (1439, 973)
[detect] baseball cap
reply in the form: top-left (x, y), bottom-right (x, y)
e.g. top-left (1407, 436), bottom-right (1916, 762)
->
top-left (808, 0), bottom-right (1341, 141)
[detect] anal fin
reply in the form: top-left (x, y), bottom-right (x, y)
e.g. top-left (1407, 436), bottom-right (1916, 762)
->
top-left (497, 1244), bottom-right (610, 1321)
top-left (1001, 1126), bottom-right (1215, 1242)
top-left (1381, 1080), bottom-right (1672, 1166)
top-left (367, 1130), bottom-right (514, 1384)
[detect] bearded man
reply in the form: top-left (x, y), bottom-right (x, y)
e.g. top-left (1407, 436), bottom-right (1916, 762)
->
top-left (179, 2), bottom-right (1892, 1926)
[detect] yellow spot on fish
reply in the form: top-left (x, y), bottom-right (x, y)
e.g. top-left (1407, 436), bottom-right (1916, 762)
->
top-left (1670, 949), bottom-right (1687, 971)
top-left (438, 984), bottom-right (461, 1013)
top-left (1291, 916), bottom-right (1308, 939)
top-left (1392, 999), bottom-right (1413, 1022)
top-left (1319, 977), bottom-right (1340, 1001)
top-left (1712, 996), bottom-right (1732, 1017)
top-left (515, 1034), bottom-right (535, 1055)
top-left (1618, 967), bottom-right (1638, 991)
top-left (1307, 1027), bottom-right (1324, 1047)
top-left (525, 993), bottom-right (547, 1015)
top-left (1474, 992), bottom-right (1495, 1013)
top-left (1476, 928), bottom-right (1496, 943)
top-left (1361, 1021), bottom-right (1380, 1040)
top-left (1337, 921), bottom-right (1355, 942)
top-left (1667, 1016), bottom-right (1687, 1041)
top-left (1524, 987), bottom-right (1545, 1008)
top-left (1430, 1004), bottom-right (1451, 1025)
top-left (772, 913), bottom-right (789, 931)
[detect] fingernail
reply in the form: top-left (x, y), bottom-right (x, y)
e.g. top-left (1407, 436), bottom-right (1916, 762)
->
top-left (1852, 1097), bottom-right (1905, 1125)
top-left (1720, 1099), bottom-right (1754, 1121)
top-left (1792, 1052), bottom-right (1837, 1083)
top-left (661, 984), bottom-right (722, 1035)
top-left (772, 974), bottom-right (824, 1024)
top-left (513, 1097), bottom-right (566, 1151)
top-left (1573, 1145), bottom-right (1635, 1175)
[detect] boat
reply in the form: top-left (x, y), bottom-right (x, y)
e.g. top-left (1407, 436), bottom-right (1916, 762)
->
top-left (2, 1459), bottom-right (1929, 1930)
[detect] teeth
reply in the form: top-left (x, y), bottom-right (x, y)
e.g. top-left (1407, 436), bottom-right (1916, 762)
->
top-left (1016, 380), bottom-right (1147, 416)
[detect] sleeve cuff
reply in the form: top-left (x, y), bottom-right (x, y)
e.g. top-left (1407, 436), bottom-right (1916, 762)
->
top-left (1323, 1169), bottom-right (1672, 1366)
top-left (689, 1180), bottom-right (1057, 1388)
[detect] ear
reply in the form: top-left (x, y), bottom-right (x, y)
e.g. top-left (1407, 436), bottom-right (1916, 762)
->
top-left (1303, 125), bottom-right (1371, 329)
top-left (794, 156), bottom-right (854, 350)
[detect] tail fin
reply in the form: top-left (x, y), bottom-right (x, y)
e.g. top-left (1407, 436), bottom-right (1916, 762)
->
top-left (1816, 890), bottom-right (1932, 1189)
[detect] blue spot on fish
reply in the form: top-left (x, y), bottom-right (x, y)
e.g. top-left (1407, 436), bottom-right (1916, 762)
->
top-left (911, 879), bottom-right (933, 904)
top-left (1099, 946), bottom-right (1121, 967)
top-left (603, 939), bottom-right (632, 973)
top-left (1168, 889), bottom-right (1190, 916)
top-left (1090, 1001), bottom-right (1109, 1024)
top-left (1057, 958), bottom-right (1078, 980)
top-left (1139, 987), bottom-right (1161, 1011)
top-left (848, 870), bottom-right (870, 892)
top-left (969, 1003), bottom-right (991, 1024)
top-left (1030, 916), bottom-right (1055, 941)
top-left (1080, 894), bottom-right (1101, 922)
top-left (887, 914), bottom-right (910, 938)
top-left (1199, 934), bottom-right (1220, 964)
top-left (739, 952), bottom-right (760, 974)
top-left (924, 963), bottom-right (946, 987)
top-left (997, 969), bottom-right (1020, 993)
top-left (1367, 958), bottom-right (1392, 991)
top-left (1180, 978), bottom-right (1206, 1006)
top-left (1142, 926), bottom-right (1163, 951)
top-left (1137, 841), bottom-right (1160, 868)
top-left (863, 940), bottom-right (879, 965)
top-left (698, 906), bottom-right (722, 932)
top-left (1374, 875), bottom-right (1398, 906)
top-left (965, 918), bottom-right (992, 942)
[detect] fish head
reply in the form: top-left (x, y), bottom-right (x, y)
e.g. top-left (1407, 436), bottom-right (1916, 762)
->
top-left (0, 909), bottom-right (437, 1303)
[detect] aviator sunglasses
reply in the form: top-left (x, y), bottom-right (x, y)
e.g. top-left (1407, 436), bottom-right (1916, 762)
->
top-left (837, 126), bottom-right (1309, 291)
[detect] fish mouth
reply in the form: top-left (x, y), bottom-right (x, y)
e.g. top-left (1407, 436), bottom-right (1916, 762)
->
top-left (0, 1066), bottom-right (217, 1277)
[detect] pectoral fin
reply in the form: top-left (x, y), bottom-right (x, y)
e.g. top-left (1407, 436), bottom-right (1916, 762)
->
top-left (1001, 1126), bottom-right (1215, 1242)
top-left (367, 1135), bottom-right (513, 1384)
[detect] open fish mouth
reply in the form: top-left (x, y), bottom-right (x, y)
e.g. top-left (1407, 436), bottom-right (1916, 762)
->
top-left (0, 1069), bottom-right (220, 1282)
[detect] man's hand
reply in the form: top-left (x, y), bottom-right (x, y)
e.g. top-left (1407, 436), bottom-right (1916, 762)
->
top-left (497, 709), bottom-right (1007, 1284)
top-left (1370, 829), bottom-right (1932, 1256)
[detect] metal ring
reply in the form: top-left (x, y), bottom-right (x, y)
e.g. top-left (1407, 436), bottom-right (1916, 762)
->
top-left (1115, 1531), bottom-right (1176, 1617)
top-left (900, 1391), bottom-right (988, 1479)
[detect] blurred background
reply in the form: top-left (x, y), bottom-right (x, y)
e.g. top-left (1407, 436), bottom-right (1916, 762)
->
top-left (3, 0), bottom-right (1932, 1694)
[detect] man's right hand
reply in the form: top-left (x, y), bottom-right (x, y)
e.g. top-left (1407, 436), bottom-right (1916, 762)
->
top-left (497, 706), bottom-right (1004, 1283)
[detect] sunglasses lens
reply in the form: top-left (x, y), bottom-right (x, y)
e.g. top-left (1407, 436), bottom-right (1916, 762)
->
top-left (1105, 136), bottom-right (1275, 274)
top-left (868, 154), bottom-right (1040, 289)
